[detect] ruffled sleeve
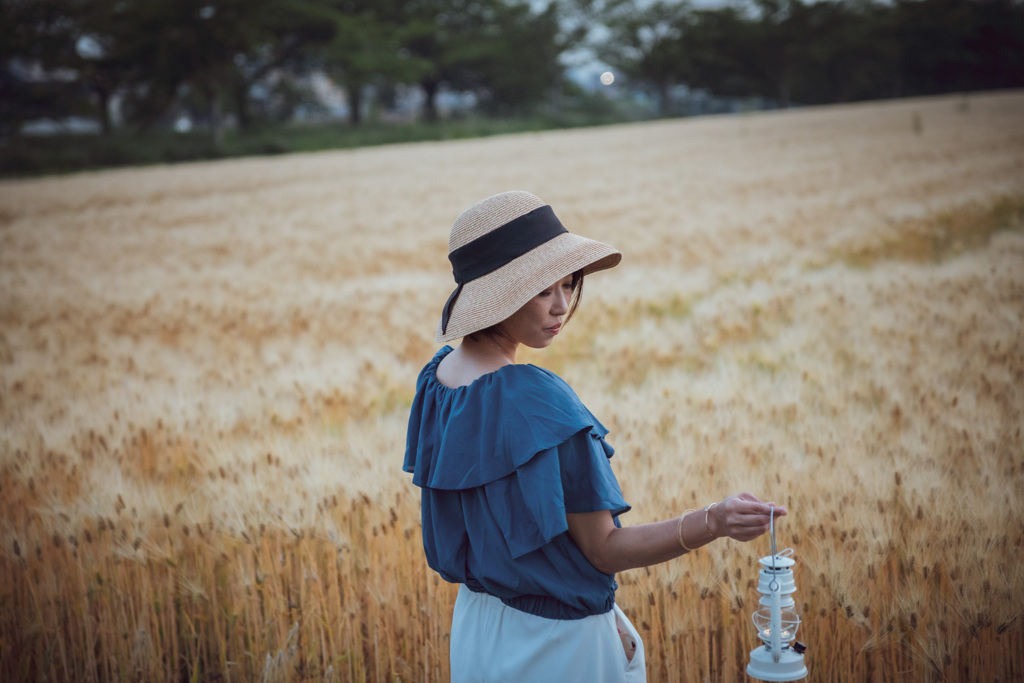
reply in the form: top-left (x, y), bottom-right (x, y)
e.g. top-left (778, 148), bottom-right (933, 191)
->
top-left (558, 429), bottom-right (629, 517)
top-left (483, 430), bottom-right (630, 558)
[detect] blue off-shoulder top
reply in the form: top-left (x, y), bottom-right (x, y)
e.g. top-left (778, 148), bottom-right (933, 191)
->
top-left (403, 346), bottom-right (631, 620)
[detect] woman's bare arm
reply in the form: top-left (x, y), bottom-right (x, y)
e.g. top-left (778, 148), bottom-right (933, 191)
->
top-left (566, 492), bottom-right (787, 575)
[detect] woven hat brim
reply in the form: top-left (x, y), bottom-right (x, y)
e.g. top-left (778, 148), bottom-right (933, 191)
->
top-left (435, 232), bottom-right (621, 343)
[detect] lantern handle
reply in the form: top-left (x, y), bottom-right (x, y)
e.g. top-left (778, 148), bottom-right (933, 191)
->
top-left (769, 505), bottom-right (777, 567)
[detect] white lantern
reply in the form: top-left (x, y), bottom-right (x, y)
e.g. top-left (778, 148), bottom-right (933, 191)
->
top-left (747, 507), bottom-right (808, 681)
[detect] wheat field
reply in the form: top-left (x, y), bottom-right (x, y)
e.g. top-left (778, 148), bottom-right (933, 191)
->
top-left (2, 90), bottom-right (1023, 682)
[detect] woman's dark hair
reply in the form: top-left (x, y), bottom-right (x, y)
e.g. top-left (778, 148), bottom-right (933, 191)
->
top-left (470, 270), bottom-right (585, 342)
top-left (565, 269), bottom-right (585, 326)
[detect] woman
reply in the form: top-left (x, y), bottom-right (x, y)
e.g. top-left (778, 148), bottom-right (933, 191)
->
top-left (404, 191), bottom-right (786, 682)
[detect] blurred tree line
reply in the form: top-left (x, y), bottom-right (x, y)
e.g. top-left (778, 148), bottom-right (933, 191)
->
top-left (599, 0), bottom-right (1024, 116)
top-left (2, 0), bottom-right (1022, 142)
top-left (0, 0), bottom-right (569, 140)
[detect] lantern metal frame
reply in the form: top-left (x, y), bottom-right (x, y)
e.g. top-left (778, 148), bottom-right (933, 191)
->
top-left (746, 507), bottom-right (808, 682)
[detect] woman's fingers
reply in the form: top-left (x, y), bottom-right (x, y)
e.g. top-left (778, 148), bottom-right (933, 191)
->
top-left (732, 493), bottom-right (787, 516)
top-left (713, 493), bottom-right (788, 541)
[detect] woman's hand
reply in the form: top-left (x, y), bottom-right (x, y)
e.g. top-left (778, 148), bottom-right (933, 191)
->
top-left (707, 492), bottom-right (787, 542)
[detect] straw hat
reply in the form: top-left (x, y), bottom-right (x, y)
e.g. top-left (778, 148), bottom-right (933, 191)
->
top-left (436, 191), bottom-right (621, 343)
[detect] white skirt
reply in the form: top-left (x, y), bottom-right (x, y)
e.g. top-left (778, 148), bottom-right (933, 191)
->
top-left (450, 585), bottom-right (646, 683)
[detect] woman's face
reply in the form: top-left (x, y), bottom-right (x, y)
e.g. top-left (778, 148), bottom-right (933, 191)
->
top-left (498, 275), bottom-right (574, 349)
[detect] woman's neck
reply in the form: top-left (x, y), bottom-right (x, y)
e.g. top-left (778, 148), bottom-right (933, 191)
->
top-left (467, 331), bottom-right (517, 366)
top-left (435, 332), bottom-right (518, 389)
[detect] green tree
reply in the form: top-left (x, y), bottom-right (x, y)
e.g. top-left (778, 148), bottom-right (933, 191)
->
top-left (612, 0), bottom-right (1024, 108)
top-left (106, 0), bottom-right (337, 142)
top-left (682, 4), bottom-right (763, 99)
top-left (785, 0), bottom-right (900, 103)
top-left (893, 0), bottom-right (1024, 96)
top-left (321, 0), bottom-right (429, 125)
top-left (0, 0), bottom-right (111, 136)
top-left (600, 0), bottom-right (691, 116)
top-left (401, 0), bottom-right (567, 121)
top-left (400, 0), bottom-right (483, 121)
top-left (92, 0), bottom-right (254, 142)
top-left (461, 1), bottom-right (564, 115)
top-left (228, 0), bottom-right (338, 129)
